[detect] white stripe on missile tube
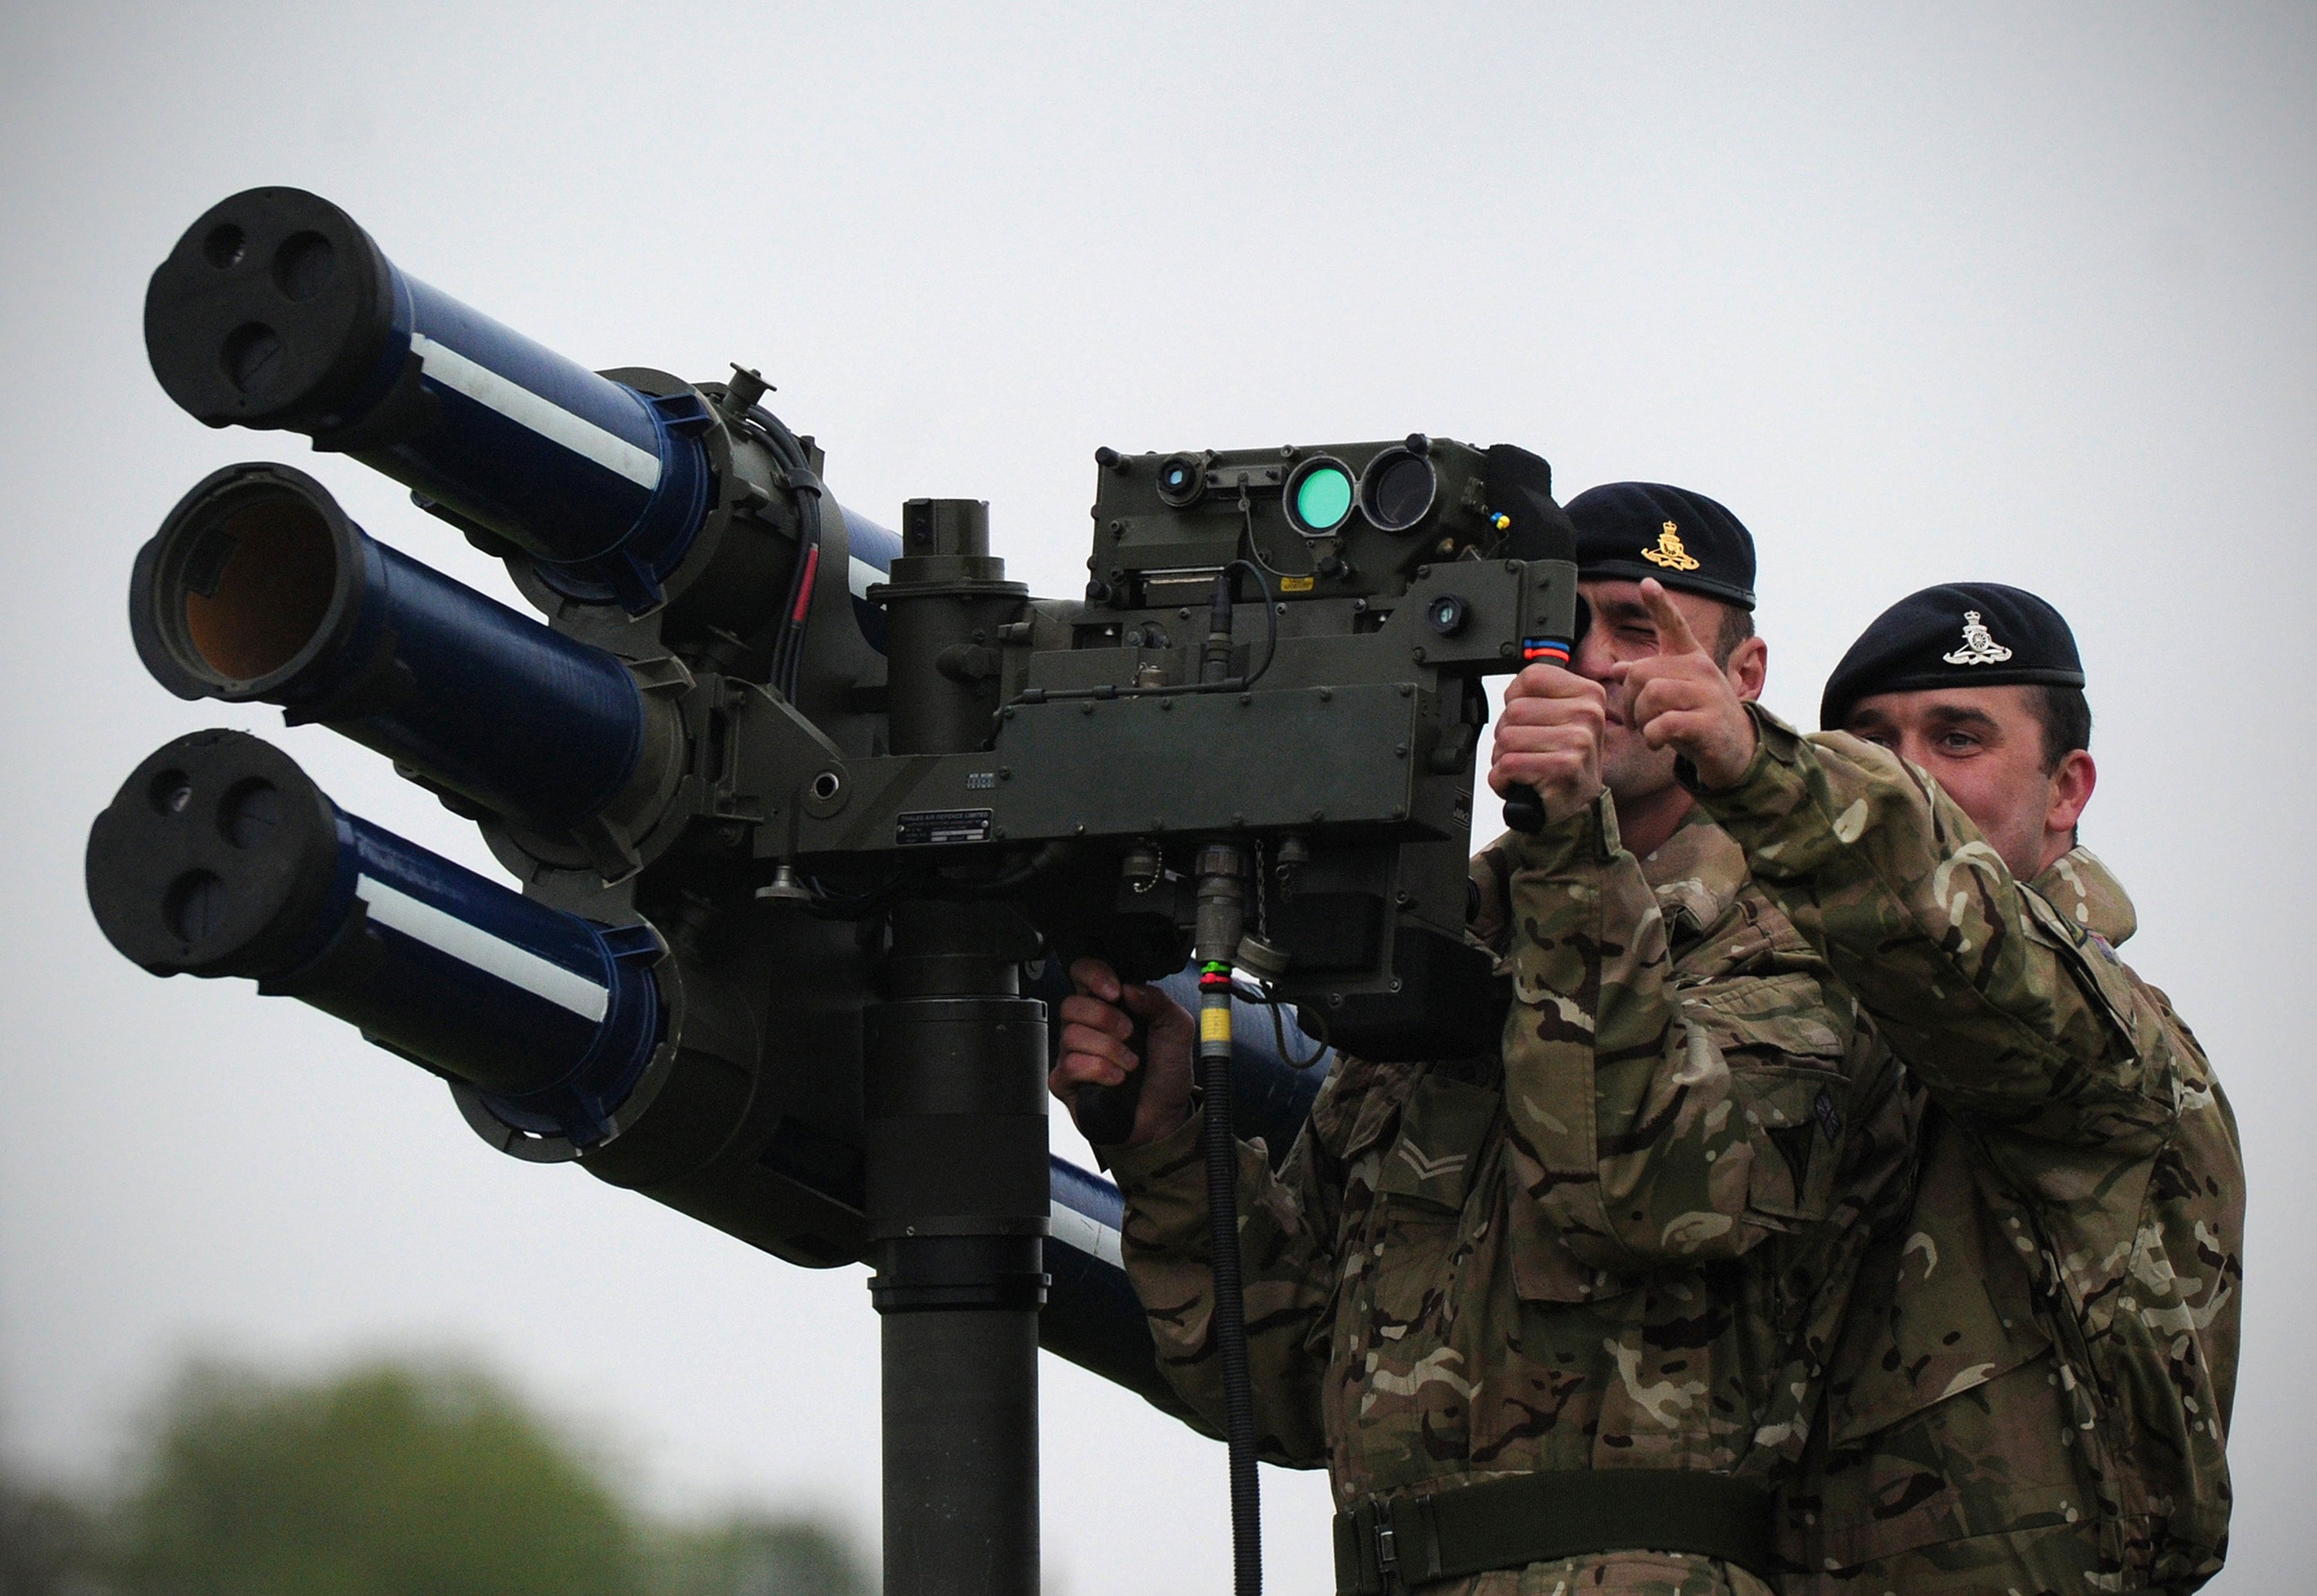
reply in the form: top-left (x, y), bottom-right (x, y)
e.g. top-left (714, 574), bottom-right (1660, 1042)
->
top-left (356, 874), bottom-right (610, 1022)
top-left (849, 555), bottom-right (882, 601)
top-left (409, 333), bottom-right (663, 490)
top-left (1049, 1198), bottom-right (1125, 1269)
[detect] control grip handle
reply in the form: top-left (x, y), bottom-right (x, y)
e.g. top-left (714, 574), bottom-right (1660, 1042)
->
top-left (1072, 1011), bottom-right (1152, 1147)
top-left (1501, 784), bottom-right (1547, 832)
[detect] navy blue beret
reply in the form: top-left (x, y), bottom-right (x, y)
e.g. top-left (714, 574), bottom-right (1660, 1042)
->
top-left (1564, 482), bottom-right (1756, 611)
top-left (1821, 582), bottom-right (2085, 730)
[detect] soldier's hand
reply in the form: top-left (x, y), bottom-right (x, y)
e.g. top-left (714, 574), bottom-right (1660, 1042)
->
top-left (1050, 957), bottom-right (1196, 1147)
top-left (1488, 660), bottom-right (1607, 825)
top-left (1623, 578), bottom-right (1757, 789)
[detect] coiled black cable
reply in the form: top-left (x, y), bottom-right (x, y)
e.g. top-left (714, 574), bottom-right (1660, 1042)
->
top-left (1200, 993), bottom-right (1263, 1596)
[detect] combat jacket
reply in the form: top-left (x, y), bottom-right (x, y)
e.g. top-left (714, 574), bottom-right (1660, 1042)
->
top-left (1107, 797), bottom-right (1916, 1593)
top-left (1691, 711), bottom-right (2243, 1593)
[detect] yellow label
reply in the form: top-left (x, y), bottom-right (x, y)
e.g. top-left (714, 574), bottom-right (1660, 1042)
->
top-left (1641, 521), bottom-right (1701, 571)
top-left (1200, 1007), bottom-right (1234, 1043)
top-left (1278, 575), bottom-right (1316, 592)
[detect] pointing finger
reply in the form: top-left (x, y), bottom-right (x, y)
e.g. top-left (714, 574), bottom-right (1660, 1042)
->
top-left (1638, 578), bottom-right (1708, 660)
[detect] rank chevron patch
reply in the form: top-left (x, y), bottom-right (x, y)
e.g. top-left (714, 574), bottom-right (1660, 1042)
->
top-left (1396, 1143), bottom-right (1469, 1183)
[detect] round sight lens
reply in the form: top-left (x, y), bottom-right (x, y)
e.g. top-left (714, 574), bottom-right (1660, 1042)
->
top-left (1361, 449), bottom-right (1437, 533)
top-left (1291, 464), bottom-right (1354, 533)
top-left (1155, 452), bottom-right (1206, 508)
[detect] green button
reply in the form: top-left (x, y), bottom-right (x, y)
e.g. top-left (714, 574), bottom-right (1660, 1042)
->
top-left (1295, 466), bottom-right (1353, 531)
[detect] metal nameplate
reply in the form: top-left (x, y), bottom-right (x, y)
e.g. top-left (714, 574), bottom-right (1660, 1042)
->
top-left (896, 808), bottom-right (995, 846)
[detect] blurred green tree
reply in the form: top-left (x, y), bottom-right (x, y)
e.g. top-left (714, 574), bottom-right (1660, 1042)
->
top-left (2, 1355), bottom-right (870, 1596)
top-left (108, 1357), bottom-right (641, 1596)
top-left (646, 1514), bottom-right (870, 1596)
top-left (1, 1469), bottom-right (107, 1595)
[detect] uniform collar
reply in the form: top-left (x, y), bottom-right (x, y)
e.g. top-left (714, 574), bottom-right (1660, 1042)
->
top-left (2030, 846), bottom-right (2138, 946)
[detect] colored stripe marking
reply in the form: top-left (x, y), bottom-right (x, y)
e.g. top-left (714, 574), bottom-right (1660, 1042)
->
top-left (849, 555), bottom-right (884, 601)
top-left (790, 545), bottom-right (823, 623)
top-left (1049, 1198), bottom-right (1125, 1269)
top-left (356, 874), bottom-right (609, 1022)
top-left (409, 333), bottom-right (661, 490)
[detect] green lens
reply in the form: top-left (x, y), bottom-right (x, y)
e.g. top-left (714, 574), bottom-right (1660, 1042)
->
top-left (1295, 466), bottom-right (1353, 530)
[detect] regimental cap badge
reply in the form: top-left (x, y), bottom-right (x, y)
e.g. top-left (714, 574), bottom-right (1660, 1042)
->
top-left (1640, 520), bottom-right (1701, 572)
top-left (1941, 610), bottom-right (2015, 666)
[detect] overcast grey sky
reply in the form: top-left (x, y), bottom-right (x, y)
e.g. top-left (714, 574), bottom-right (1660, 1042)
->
top-left (3, 3), bottom-right (2311, 1590)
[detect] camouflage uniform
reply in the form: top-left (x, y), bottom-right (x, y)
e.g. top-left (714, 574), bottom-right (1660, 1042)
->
top-left (1106, 796), bottom-right (1918, 1594)
top-left (1689, 711), bottom-right (2243, 1592)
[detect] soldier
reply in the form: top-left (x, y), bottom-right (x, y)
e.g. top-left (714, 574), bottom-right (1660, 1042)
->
top-left (1623, 578), bottom-right (2242, 1591)
top-left (1053, 485), bottom-right (1918, 1594)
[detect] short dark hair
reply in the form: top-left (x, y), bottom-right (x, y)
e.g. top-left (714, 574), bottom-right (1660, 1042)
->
top-left (2031, 686), bottom-right (2091, 774)
top-left (1712, 604), bottom-right (1754, 667)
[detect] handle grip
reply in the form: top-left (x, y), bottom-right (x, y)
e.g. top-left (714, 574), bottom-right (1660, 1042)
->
top-left (1501, 784), bottom-right (1547, 832)
top-left (1500, 622), bottom-right (1582, 835)
top-left (1072, 1010), bottom-right (1152, 1147)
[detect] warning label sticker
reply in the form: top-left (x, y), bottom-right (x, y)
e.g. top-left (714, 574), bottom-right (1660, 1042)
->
top-left (896, 808), bottom-right (995, 846)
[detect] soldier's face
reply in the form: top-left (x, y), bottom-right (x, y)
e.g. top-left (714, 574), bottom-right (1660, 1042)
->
top-left (1572, 579), bottom-right (1763, 803)
top-left (1844, 686), bottom-right (2096, 880)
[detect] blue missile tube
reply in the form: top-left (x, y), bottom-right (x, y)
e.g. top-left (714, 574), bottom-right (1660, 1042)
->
top-left (298, 812), bottom-right (664, 1138)
top-left (1040, 1156), bottom-right (1159, 1405)
top-left (351, 269), bottom-right (715, 606)
top-left (841, 503), bottom-right (902, 652)
top-left (145, 187), bottom-right (712, 611)
top-left (131, 463), bottom-right (668, 837)
top-left (87, 730), bottom-right (664, 1147)
top-left (87, 730), bottom-right (1327, 1416)
top-left (147, 187), bottom-right (905, 634)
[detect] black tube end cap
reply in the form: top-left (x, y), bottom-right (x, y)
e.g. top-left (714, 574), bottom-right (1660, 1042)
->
top-left (87, 730), bottom-right (342, 979)
top-left (145, 188), bottom-right (394, 433)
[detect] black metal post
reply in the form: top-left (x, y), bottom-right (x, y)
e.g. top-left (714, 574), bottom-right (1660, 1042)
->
top-left (865, 964), bottom-right (1047, 1596)
top-left (866, 500), bottom-right (1045, 1596)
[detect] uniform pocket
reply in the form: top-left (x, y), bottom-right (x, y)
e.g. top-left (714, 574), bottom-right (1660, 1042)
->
top-left (1723, 1066), bottom-right (1848, 1222)
top-left (1810, 1355), bottom-right (2088, 1574)
top-left (1501, 1205), bottom-right (1609, 1303)
top-left (1373, 1074), bottom-right (1498, 1211)
top-left (1682, 971), bottom-right (1851, 1226)
top-left (1364, 1073), bottom-right (1500, 1326)
top-left (1829, 1120), bottom-right (2051, 1447)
